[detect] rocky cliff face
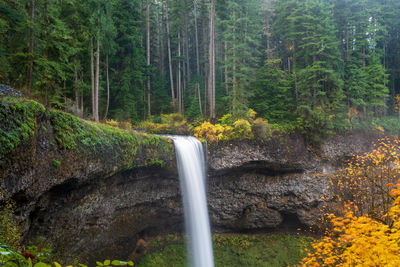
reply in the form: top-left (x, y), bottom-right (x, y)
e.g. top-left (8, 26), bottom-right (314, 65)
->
top-left (1, 98), bottom-right (380, 263)
top-left (207, 133), bottom-right (376, 230)
top-left (0, 98), bottom-right (177, 263)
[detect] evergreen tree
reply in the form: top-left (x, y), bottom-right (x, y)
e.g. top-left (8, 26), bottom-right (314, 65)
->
top-left (220, 0), bottom-right (263, 118)
top-left (251, 59), bottom-right (295, 123)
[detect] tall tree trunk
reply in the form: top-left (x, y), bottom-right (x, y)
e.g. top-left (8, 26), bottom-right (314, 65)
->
top-left (95, 37), bottom-right (100, 122)
top-left (208, 0), bottom-right (216, 119)
top-left (165, 1), bottom-right (175, 109)
top-left (193, 0), bottom-right (200, 77)
top-left (80, 70), bottom-right (84, 117)
top-left (193, 0), bottom-right (202, 113)
top-left (345, 29), bottom-right (349, 62)
top-left (224, 41), bottom-right (229, 95)
top-left (178, 32), bottom-right (182, 113)
top-left (91, 38), bottom-right (95, 120)
top-left (293, 41), bottom-right (298, 102)
top-left (232, 17), bottom-right (237, 97)
top-left (74, 66), bottom-right (79, 116)
top-left (26, 0), bottom-right (35, 96)
top-left (266, 25), bottom-right (271, 59)
top-left (146, 1), bottom-right (151, 117)
top-left (312, 47), bottom-right (317, 109)
top-left (201, 0), bottom-right (207, 115)
top-left (185, 13), bottom-right (190, 84)
top-left (197, 83), bottom-right (203, 116)
top-left (339, 31), bottom-right (344, 60)
top-left (104, 54), bottom-right (110, 120)
top-left (157, 9), bottom-right (164, 75)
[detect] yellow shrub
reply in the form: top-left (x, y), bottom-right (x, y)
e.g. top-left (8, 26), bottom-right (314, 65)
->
top-left (194, 121), bottom-right (225, 143)
top-left (302, 197), bottom-right (400, 266)
top-left (329, 137), bottom-right (400, 221)
top-left (219, 113), bottom-right (234, 126)
top-left (246, 108), bottom-right (257, 121)
top-left (161, 113), bottom-right (185, 124)
top-left (119, 120), bottom-right (132, 130)
top-left (232, 119), bottom-right (252, 139)
top-left (105, 119), bottom-right (119, 128)
top-left (301, 138), bottom-right (400, 266)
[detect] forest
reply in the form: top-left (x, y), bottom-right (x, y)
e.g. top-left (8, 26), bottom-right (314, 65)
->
top-left (1, 0), bottom-right (400, 135)
top-left (3, 1), bottom-right (400, 266)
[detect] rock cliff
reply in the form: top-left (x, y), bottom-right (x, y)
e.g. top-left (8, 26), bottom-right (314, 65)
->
top-left (0, 97), bottom-right (380, 263)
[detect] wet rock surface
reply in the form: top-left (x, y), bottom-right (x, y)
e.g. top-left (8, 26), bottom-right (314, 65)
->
top-left (0, 84), bottom-right (23, 97)
top-left (1, 113), bottom-right (380, 263)
top-left (208, 171), bottom-right (329, 230)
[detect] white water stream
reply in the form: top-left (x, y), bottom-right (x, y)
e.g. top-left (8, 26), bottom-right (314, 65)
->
top-left (171, 136), bottom-right (214, 267)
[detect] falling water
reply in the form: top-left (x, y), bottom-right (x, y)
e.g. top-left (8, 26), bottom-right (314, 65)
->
top-left (171, 136), bottom-right (214, 267)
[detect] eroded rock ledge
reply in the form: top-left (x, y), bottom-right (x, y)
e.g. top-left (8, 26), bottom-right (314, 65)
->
top-left (1, 97), bottom-right (380, 263)
top-left (206, 134), bottom-right (376, 230)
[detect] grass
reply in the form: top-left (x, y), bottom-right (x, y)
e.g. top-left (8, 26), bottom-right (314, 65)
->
top-left (137, 234), bottom-right (313, 267)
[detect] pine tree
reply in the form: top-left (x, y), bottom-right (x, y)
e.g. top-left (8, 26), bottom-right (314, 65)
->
top-left (220, 0), bottom-right (263, 118)
top-left (252, 59), bottom-right (295, 123)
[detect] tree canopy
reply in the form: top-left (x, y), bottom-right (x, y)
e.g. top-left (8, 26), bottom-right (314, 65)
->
top-left (1, 0), bottom-right (399, 131)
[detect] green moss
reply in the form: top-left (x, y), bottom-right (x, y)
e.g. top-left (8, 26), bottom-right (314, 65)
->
top-left (53, 159), bottom-right (61, 168)
top-left (137, 234), bottom-right (314, 267)
top-left (0, 97), bottom-right (45, 165)
top-left (0, 97), bottom-right (174, 171)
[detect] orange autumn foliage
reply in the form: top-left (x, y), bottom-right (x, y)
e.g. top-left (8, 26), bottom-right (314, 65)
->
top-left (301, 138), bottom-right (400, 266)
top-left (301, 190), bottom-right (400, 266)
top-left (329, 137), bottom-right (400, 222)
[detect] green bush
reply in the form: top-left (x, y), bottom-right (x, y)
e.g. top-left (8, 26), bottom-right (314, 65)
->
top-left (0, 243), bottom-right (134, 267)
top-left (138, 113), bottom-right (188, 135)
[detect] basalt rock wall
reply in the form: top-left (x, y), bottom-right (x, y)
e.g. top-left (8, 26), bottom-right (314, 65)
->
top-left (0, 97), bottom-right (381, 263)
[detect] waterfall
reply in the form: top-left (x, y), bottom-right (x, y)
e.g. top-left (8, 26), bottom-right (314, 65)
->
top-left (171, 136), bottom-right (214, 267)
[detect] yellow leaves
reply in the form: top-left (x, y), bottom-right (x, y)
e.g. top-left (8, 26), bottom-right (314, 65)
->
top-left (194, 118), bottom-right (256, 142)
top-left (302, 138), bottom-right (400, 266)
top-left (194, 121), bottom-right (225, 143)
top-left (246, 108), bottom-right (257, 120)
top-left (302, 199), bottom-right (400, 266)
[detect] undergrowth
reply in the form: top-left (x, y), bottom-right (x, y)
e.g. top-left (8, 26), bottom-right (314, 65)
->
top-left (137, 234), bottom-right (313, 267)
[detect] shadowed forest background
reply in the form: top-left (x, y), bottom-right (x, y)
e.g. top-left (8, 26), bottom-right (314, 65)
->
top-left (1, 0), bottom-right (400, 135)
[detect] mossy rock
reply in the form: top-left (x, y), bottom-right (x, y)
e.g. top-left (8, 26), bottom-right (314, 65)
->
top-left (0, 97), bottom-right (45, 166)
top-left (0, 97), bottom-right (175, 171)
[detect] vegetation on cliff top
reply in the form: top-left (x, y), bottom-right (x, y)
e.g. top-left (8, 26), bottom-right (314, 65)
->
top-left (0, 97), bottom-right (174, 169)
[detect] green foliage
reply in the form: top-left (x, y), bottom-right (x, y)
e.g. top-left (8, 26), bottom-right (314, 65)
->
top-left (193, 110), bottom-right (273, 143)
top-left (232, 119), bottom-right (252, 139)
top-left (348, 116), bottom-right (400, 136)
top-left (0, 243), bottom-right (134, 267)
top-left (251, 59), bottom-right (296, 123)
top-left (52, 160), bottom-right (61, 169)
top-left (0, 98), bottom-right (45, 166)
top-left (95, 259), bottom-right (134, 266)
top-left (0, 97), bottom-right (174, 171)
top-left (137, 234), bottom-right (313, 267)
top-left (219, 113), bottom-right (234, 126)
top-left (0, 0), bottom-right (399, 140)
top-left (0, 243), bottom-right (27, 267)
top-left (138, 113), bottom-right (188, 135)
